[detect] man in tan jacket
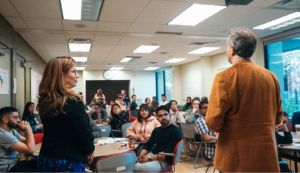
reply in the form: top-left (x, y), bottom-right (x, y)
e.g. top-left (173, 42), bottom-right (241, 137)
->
top-left (206, 27), bottom-right (283, 172)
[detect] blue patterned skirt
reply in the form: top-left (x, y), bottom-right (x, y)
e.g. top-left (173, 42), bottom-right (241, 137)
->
top-left (37, 154), bottom-right (86, 172)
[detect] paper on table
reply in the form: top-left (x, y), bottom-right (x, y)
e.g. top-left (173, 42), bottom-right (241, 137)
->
top-left (113, 138), bottom-right (128, 142)
top-left (97, 138), bottom-right (114, 144)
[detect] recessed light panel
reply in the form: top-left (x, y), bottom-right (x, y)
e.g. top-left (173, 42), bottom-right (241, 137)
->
top-left (165, 58), bottom-right (187, 63)
top-left (69, 43), bottom-right (91, 52)
top-left (133, 45), bottom-right (160, 53)
top-left (72, 57), bottom-right (87, 62)
top-left (144, 67), bottom-right (159, 71)
top-left (188, 47), bottom-right (220, 54)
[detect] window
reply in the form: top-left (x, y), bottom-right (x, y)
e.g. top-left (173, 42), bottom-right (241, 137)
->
top-left (266, 36), bottom-right (300, 117)
top-left (156, 68), bottom-right (173, 104)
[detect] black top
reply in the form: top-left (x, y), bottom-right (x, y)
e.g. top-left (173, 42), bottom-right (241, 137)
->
top-left (109, 111), bottom-right (130, 131)
top-left (275, 131), bottom-right (293, 161)
top-left (40, 98), bottom-right (95, 163)
top-left (143, 124), bottom-right (182, 165)
top-left (130, 102), bottom-right (138, 111)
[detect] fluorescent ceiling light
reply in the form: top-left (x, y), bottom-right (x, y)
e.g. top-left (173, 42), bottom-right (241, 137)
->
top-left (165, 58), bottom-right (187, 63)
top-left (69, 43), bottom-right (91, 52)
top-left (253, 12), bottom-right (300, 30)
top-left (144, 67), bottom-right (159, 71)
top-left (111, 67), bottom-right (124, 70)
top-left (76, 67), bottom-right (85, 70)
top-left (188, 47), bottom-right (220, 54)
top-left (60, 0), bottom-right (103, 21)
top-left (120, 57), bottom-right (132, 62)
top-left (133, 45), bottom-right (160, 53)
top-left (168, 4), bottom-right (226, 26)
top-left (72, 57), bottom-right (87, 62)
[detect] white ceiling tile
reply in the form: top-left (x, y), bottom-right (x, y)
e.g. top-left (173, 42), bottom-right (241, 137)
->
top-left (111, 45), bottom-right (139, 53)
top-left (135, 1), bottom-right (192, 24)
top-left (35, 50), bottom-right (49, 57)
top-left (19, 33), bottom-right (38, 42)
top-left (86, 61), bottom-right (104, 65)
top-left (69, 52), bottom-right (90, 57)
top-left (157, 25), bottom-right (193, 33)
top-left (165, 38), bottom-right (219, 46)
top-left (89, 52), bottom-right (110, 58)
top-left (5, 17), bottom-right (27, 28)
top-left (10, 0), bottom-right (61, 19)
top-left (118, 37), bottom-right (150, 45)
top-left (100, 0), bottom-right (150, 22)
top-left (183, 26), bottom-right (221, 36)
top-left (127, 23), bottom-right (163, 33)
top-left (62, 20), bottom-right (98, 31)
top-left (91, 44), bottom-right (115, 52)
top-left (0, 0), bottom-right (19, 16)
top-left (47, 51), bottom-right (70, 58)
top-left (66, 35), bottom-right (94, 40)
top-left (93, 36), bottom-right (123, 44)
top-left (24, 18), bottom-right (63, 29)
top-left (42, 43), bottom-right (68, 51)
top-left (247, 0), bottom-right (281, 8)
top-left (97, 22), bottom-right (131, 32)
top-left (152, 46), bottom-right (181, 53)
top-left (143, 37), bottom-right (172, 46)
top-left (107, 52), bottom-right (130, 59)
top-left (28, 42), bottom-right (45, 50)
top-left (34, 34), bottom-right (66, 43)
top-left (40, 56), bottom-right (51, 63)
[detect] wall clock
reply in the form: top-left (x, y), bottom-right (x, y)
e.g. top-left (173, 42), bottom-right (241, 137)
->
top-left (103, 70), bottom-right (113, 80)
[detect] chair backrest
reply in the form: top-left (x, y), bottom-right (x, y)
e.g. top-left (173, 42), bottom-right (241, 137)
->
top-left (95, 151), bottom-right (136, 172)
top-left (129, 117), bottom-right (137, 122)
top-left (131, 110), bottom-right (139, 117)
top-left (180, 123), bottom-right (196, 139)
top-left (99, 125), bottom-right (111, 137)
top-left (34, 133), bottom-right (44, 145)
top-left (172, 140), bottom-right (183, 165)
top-left (121, 122), bottom-right (132, 137)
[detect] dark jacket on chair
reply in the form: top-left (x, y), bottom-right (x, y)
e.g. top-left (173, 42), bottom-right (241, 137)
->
top-left (292, 112), bottom-right (300, 132)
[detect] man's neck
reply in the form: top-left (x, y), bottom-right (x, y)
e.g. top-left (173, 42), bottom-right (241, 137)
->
top-left (0, 124), bottom-right (11, 132)
top-left (231, 56), bottom-right (243, 64)
top-left (161, 123), bottom-right (170, 128)
top-left (162, 100), bottom-right (166, 102)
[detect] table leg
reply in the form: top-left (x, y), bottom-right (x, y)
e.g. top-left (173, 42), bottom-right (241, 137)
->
top-left (295, 151), bottom-right (298, 173)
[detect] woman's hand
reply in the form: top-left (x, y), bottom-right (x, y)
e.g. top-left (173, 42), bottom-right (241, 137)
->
top-left (106, 118), bottom-right (111, 124)
top-left (87, 152), bottom-right (94, 164)
top-left (142, 133), bottom-right (148, 140)
top-left (135, 134), bottom-right (142, 141)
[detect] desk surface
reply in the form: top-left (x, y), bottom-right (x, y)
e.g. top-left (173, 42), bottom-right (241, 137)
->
top-left (33, 137), bottom-right (137, 157)
top-left (278, 132), bottom-right (300, 151)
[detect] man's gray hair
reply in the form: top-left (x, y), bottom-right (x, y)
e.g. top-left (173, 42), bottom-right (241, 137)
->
top-left (228, 27), bottom-right (257, 58)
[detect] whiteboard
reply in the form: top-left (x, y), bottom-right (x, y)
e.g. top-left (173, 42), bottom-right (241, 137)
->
top-left (182, 80), bottom-right (202, 100)
top-left (30, 69), bottom-right (42, 113)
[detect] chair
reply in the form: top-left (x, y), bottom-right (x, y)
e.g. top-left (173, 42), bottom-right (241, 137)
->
top-left (129, 117), bottom-right (137, 122)
top-left (194, 140), bottom-right (217, 172)
top-left (99, 125), bottom-right (111, 137)
top-left (180, 123), bottom-right (202, 162)
top-left (131, 110), bottom-right (139, 117)
top-left (159, 139), bottom-right (183, 173)
top-left (95, 151), bottom-right (136, 172)
top-left (33, 133), bottom-right (44, 145)
top-left (121, 122), bottom-right (133, 138)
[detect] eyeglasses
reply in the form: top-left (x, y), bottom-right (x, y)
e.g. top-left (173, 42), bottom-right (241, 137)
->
top-left (158, 113), bottom-right (169, 118)
top-left (200, 107), bottom-right (208, 110)
top-left (7, 116), bottom-right (20, 120)
top-left (69, 70), bottom-right (77, 74)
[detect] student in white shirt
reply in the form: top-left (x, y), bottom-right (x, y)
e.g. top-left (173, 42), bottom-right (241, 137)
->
top-left (169, 100), bottom-right (185, 127)
top-left (159, 94), bottom-right (168, 106)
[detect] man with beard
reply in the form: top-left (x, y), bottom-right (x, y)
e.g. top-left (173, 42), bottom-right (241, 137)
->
top-left (0, 107), bottom-right (35, 172)
top-left (134, 105), bottom-right (182, 172)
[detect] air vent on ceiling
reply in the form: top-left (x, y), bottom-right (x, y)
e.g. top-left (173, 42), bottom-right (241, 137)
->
top-left (68, 38), bottom-right (92, 44)
top-left (225, 0), bottom-right (254, 6)
top-left (148, 62), bottom-right (158, 64)
top-left (270, 0), bottom-right (300, 9)
top-left (74, 24), bottom-right (87, 28)
top-left (187, 40), bottom-right (220, 47)
top-left (156, 31), bottom-right (183, 35)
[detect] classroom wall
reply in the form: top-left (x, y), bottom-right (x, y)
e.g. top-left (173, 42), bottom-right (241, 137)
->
top-left (132, 71), bottom-right (156, 103)
top-left (0, 14), bottom-right (46, 108)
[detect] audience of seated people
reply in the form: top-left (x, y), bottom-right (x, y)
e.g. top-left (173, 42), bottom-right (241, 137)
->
top-left (168, 100), bottom-right (185, 126)
top-left (90, 103), bottom-right (108, 124)
top-left (134, 105), bottom-right (182, 172)
top-left (126, 104), bottom-right (161, 142)
top-left (182, 97), bottom-right (192, 111)
top-left (0, 107), bottom-right (35, 172)
top-left (22, 102), bottom-right (43, 134)
top-left (159, 94), bottom-right (168, 106)
top-left (107, 104), bottom-right (130, 137)
top-left (195, 100), bottom-right (218, 160)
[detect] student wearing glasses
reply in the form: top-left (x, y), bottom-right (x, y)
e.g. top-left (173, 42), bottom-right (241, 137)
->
top-left (134, 105), bottom-right (182, 172)
top-left (90, 103), bottom-right (108, 124)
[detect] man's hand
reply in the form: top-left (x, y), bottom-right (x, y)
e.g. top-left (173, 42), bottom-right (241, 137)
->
top-left (138, 156), bottom-right (148, 163)
top-left (17, 121), bottom-right (29, 132)
top-left (87, 152), bottom-right (94, 164)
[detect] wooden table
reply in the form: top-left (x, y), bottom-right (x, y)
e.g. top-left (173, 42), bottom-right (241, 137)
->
top-left (33, 137), bottom-right (137, 158)
top-left (278, 132), bottom-right (300, 172)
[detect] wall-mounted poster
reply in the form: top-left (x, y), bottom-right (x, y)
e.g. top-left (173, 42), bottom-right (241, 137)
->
top-left (31, 69), bottom-right (42, 113)
top-left (0, 68), bottom-right (9, 94)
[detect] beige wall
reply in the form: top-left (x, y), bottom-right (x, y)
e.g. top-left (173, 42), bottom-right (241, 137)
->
top-left (173, 39), bottom-right (265, 104)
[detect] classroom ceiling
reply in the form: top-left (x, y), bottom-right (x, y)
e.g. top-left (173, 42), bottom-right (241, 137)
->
top-left (0, 0), bottom-right (300, 71)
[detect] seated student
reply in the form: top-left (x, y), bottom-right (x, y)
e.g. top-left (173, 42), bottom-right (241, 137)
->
top-left (292, 111), bottom-right (300, 131)
top-left (106, 104), bottom-right (130, 137)
top-left (185, 97), bottom-right (201, 124)
top-left (145, 98), bottom-right (151, 107)
top-left (159, 94), bottom-right (168, 106)
top-left (126, 104), bottom-right (160, 142)
top-left (0, 107), bottom-right (35, 172)
top-left (195, 101), bottom-right (218, 160)
top-left (152, 96), bottom-right (157, 102)
top-left (130, 95), bottom-right (140, 111)
top-left (99, 98), bottom-right (106, 110)
top-left (276, 112), bottom-right (293, 160)
top-left (134, 105), bottom-right (182, 172)
top-left (115, 98), bottom-right (127, 112)
top-left (88, 117), bottom-right (102, 138)
top-left (150, 100), bottom-right (159, 117)
top-left (102, 99), bottom-right (108, 109)
top-left (169, 100), bottom-right (185, 127)
top-left (182, 97), bottom-right (191, 111)
top-left (90, 103), bottom-right (108, 124)
top-left (22, 102), bottom-right (43, 134)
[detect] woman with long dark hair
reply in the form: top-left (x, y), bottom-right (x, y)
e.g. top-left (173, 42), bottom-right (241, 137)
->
top-left (36, 57), bottom-right (94, 172)
top-left (22, 102), bottom-right (43, 134)
top-left (94, 89), bottom-right (105, 102)
top-left (106, 104), bottom-right (129, 137)
top-left (150, 100), bottom-right (159, 117)
top-left (126, 104), bottom-right (160, 142)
